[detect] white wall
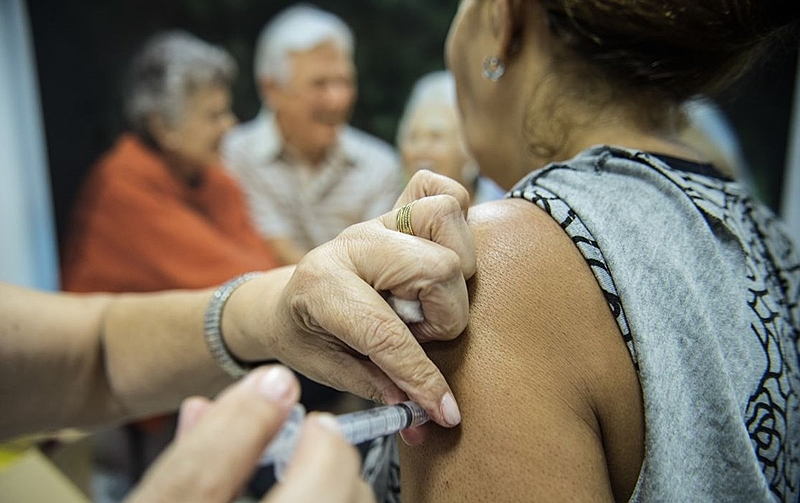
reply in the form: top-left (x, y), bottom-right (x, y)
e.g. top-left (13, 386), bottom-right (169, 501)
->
top-left (783, 46), bottom-right (800, 244)
top-left (0, 0), bottom-right (59, 290)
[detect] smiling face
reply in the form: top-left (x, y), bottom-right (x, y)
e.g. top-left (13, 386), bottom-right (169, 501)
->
top-left (265, 41), bottom-right (356, 165)
top-left (400, 104), bottom-right (471, 185)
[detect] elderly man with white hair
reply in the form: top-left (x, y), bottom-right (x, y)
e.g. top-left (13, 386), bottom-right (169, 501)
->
top-left (223, 4), bottom-right (401, 267)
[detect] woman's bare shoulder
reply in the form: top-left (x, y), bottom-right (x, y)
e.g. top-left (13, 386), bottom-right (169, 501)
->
top-left (400, 198), bottom-right (643, 502)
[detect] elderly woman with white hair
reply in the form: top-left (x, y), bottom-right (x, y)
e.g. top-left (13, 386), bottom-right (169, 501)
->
top-left (60, 30), bottom-right (280, 497)
top-left (397, 71), bottom-right (504, 205)
top-left (62, 30), bottom-right (278, 293)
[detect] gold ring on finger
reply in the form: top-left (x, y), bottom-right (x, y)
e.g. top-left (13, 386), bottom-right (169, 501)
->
top-left (396, 200), bottom-right (417, 236)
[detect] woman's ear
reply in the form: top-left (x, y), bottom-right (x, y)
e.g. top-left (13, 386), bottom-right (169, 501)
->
top-left (489, 0), bottom-right (524, 60)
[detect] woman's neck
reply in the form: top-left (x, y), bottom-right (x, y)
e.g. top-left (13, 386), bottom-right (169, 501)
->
top-left (561, 127), bottom-right (705, 164)
top-left (524, 103), bottom-right (704, 169)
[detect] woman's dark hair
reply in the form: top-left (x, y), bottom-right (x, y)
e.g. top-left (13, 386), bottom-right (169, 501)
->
top-left (540, 0), bottom-right (800, 101)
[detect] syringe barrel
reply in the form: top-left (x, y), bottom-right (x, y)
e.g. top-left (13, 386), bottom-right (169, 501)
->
top-left (259, 403), bottom-right (305, 469)
top-left (336, 401), bottom-right (429, 445)
top-left (259, 401), bottom-right (430, 481)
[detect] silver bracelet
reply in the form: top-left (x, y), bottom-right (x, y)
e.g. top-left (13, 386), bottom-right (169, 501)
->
top-left (203, 272), bottom-right (264, 379)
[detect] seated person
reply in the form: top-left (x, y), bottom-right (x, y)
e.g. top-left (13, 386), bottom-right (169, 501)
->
top-left (60, 30), bottom-right (278, 499)
top-left (367, 1), bottom-right (800, 502)
top-left (62, 31), bottom-right (277, 292)
top-left (222, 4), bottom-right (402, 266)
top-left (397, 70), bottom-right (504, 205)
top-left (223, 0), bottom-right (403, 437)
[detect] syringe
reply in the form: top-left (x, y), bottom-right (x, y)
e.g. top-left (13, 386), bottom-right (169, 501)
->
top-left (260, 401), bottom-right (429, 480)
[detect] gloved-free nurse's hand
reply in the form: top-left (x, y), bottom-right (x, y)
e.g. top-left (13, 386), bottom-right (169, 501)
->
top-left (127, 366), bottom-right (374, 503)
top-left (223, 171), bottom-right (475, 433)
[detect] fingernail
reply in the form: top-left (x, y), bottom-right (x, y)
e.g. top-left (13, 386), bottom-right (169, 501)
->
top-left (176, 398), bottom-right (203, 436)
top-left (252, 366), bottom-right (295, 405)
top-left (440, 392), bottom-right (461, 427)
top-left (311, 413), bottom-right (342, 436)
top-left (178, 398), bottom-right (196, 421)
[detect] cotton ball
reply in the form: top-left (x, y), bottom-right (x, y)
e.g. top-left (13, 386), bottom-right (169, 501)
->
top-left (387, 296), bottom-right (425, 324)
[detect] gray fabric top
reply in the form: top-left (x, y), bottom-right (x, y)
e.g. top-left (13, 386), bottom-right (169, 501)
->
top-left (511, 146), bottom-right (799, 502)
top-left (365, 145), bottom-right (799, 502)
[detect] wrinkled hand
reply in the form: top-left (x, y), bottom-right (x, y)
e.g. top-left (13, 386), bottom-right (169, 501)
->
top-left (126, 366), bottom-right (374, 503)
top-left (277, 171), bottom-right (476, 433)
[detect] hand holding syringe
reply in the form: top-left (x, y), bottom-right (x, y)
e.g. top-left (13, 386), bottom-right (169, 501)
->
top-left (260, 401), bottom-right (430, 480)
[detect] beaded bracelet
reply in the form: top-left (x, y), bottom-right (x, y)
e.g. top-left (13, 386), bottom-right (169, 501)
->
top-left (203, 272), bottom-right (264, 379)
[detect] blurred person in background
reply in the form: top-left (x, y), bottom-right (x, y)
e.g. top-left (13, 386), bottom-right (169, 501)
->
top-left (62, 30), bottom-right (277, 292)
top-left (223, 3), bottom-right (402, 267)
top-left (60, 30), bottom-right (278, 501)
top-left (222, 9), bottom-right (403, 490)
top-left (397, 71), bottom-right (504, 205)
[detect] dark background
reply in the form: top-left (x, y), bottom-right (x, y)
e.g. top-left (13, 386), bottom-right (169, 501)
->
top-left (27, 0), bottom-right (798, 245)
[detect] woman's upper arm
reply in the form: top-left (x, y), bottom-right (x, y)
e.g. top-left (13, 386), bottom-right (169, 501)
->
top-left (399, 198), bottom-right (643, 502)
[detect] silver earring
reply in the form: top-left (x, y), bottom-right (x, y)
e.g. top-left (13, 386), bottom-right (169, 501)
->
top-left (482, 56), bottom-right (506, 81)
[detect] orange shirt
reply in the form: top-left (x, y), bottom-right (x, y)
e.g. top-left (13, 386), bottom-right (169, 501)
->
top-left (61, 134), bottom-right (278, 293)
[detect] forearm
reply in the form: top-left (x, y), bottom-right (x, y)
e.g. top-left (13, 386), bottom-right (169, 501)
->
top-left (95, 268), bottom-right (297, 423)
top-left (99, 289), bottom-right (230, 421)
top-left (0, 272), bottom-right (291, 441)
top-left (0, 285), bottom-right (116, 440)
top-left (218, 266), bottom-right (294, 363)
